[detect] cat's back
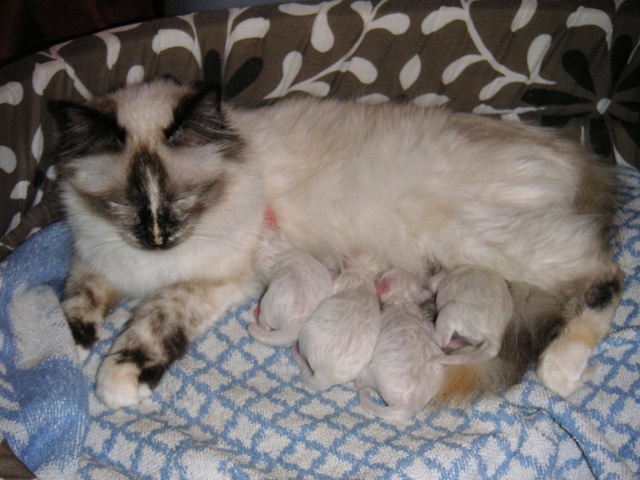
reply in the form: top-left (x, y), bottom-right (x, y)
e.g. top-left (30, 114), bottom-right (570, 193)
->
top-left (233, 96), bottom-right (605, 282)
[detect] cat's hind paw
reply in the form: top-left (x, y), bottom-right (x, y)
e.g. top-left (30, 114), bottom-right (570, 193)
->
top-left (95, 354), bottom-right (154, 409)
top-left (537, 340), bottom-right (592, 398)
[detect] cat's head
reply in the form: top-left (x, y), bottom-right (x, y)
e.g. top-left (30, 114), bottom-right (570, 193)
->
top-left (51, 78), bottom-right (248, 251)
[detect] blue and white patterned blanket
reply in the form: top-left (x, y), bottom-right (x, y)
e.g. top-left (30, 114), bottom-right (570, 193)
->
top-left (1, 166), bottom-right (640, 479)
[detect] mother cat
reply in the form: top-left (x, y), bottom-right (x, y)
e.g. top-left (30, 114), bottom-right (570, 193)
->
top-left (52, 78), bottom-right (622, 409)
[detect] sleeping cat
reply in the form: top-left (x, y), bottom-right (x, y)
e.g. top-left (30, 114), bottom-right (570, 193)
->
top-left (52, 77), bottom-right (622, 409)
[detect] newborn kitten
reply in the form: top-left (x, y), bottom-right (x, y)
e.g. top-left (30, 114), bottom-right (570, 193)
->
top-left (357, 268), bottom-right (444, 422)
top-left (428, 266), bottom-right (514, 364)
top-left (292, 254), bottom-right (382, 391)
top-left (248, 210), bottom-right (334, 347)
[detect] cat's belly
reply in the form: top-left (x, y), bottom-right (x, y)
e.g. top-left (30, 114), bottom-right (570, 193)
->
top-left (270, 184), bottom-right (605, 290)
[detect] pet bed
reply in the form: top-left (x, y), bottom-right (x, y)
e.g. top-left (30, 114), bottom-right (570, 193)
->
top-left (1, 1), bottom-right (639, 478)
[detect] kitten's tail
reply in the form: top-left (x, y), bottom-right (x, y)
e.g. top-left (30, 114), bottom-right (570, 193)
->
top-left (359, 388), bottom-right (413, 423)
top-left (247, 323), bottom-right (299, 347)
top-left (431, 282), bottom-right (566, 405)
top-left (291, 344), bottom-right (329, 392)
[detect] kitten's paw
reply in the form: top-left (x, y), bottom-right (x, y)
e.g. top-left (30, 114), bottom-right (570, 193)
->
top-left (96, 355), bottom-right (152, 409)
top-left (537, 341), bottom-right (592, 398)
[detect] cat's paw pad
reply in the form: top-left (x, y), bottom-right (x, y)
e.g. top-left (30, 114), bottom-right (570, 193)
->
top-left (537, 341), bottom-right (592, 398)
top-left (96, 356), bottom-right (148, 409)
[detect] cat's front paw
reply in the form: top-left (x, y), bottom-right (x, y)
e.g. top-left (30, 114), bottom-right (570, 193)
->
top-left (62, 296), bottom-right (101, 351)
top-left (95, 353), bottom-right (154, 409)
top-left (537, 340), bottom-right (592, 398)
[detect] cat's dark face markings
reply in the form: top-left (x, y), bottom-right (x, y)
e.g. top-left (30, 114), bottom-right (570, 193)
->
top-left (123, 149), bottom-right (227, 250)
top-left (53, 79), bottom-right (239, 251)
top-left (127, 149), bottom-right (180, 249)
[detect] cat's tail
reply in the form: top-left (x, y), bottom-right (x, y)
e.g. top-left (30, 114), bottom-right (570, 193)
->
top-left (431, 282), bottom-right (566, 405)
top-left (359, 387), bottom-right (413, 423)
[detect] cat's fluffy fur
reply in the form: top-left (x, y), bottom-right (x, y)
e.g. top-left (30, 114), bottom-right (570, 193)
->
top-left (292, 254), bottom-right (382, 391)
top-left (53, 78), bottom-right (623, 409)
top-left (357, 268), bottom-right (442, 422)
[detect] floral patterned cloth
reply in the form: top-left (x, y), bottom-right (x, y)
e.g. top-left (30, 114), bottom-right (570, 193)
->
top-left (0, 0), bottom-right (638, 260)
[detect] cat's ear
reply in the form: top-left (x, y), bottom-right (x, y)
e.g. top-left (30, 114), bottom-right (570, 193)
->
top-left (49, 100), bottom-right (126, 160)
top-left (164, 87), bottom-right (239, 147)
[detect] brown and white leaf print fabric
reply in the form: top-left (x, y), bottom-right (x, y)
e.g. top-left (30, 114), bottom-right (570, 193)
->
top-left (0, 0), bottom-right (638, 260)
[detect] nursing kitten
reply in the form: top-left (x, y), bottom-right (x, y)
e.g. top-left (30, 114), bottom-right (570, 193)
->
top-left (357, 268), bottom-right (443, 422)
top-left (53, 78), bottom-right (622, 409)
top-left (248, 209), bottom-right (334, 347)
top-left (427, 266), bottom-right (514, 364)
top-left (292, 253), bottom-right (382, 391)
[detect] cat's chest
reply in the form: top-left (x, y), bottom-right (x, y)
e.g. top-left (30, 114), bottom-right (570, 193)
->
top-left (75, 223), bottom-right (251, 295)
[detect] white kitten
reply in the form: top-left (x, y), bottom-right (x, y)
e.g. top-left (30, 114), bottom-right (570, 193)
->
top-left (357, 268), bottom-right (443, 422)
top-left (427, 266), bottom-right (514, 364)
top-left (248, 213), bottom-right (333, 347)
top-left (292, 254), bottom-right (382, 391)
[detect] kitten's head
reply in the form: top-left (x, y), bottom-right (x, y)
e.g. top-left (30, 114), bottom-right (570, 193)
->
top-left (51, 78), bottom-right (248, 251)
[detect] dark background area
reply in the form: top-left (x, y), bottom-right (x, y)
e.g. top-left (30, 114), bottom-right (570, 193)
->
top-left (0, 0), bottom-right (164, 66)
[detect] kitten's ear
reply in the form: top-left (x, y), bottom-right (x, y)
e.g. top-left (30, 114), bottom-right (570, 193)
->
top-left (165, 87), bottom-right (238, 147)
top-left (375, 278), bottom-right (391, 302)
top-left (49, 100), bottom-right (126, 160)
top-left (418, 287), bottom-right (433, 304)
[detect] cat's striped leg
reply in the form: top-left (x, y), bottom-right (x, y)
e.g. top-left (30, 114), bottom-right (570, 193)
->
top-left (537, 262), bottom-right (624, 397)
top-left (62, 259), bottom-right (123, 361)
top-left (95, 276), bottom-right (258, 409)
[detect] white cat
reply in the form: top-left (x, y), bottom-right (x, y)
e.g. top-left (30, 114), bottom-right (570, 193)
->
top-left (52, 78), bottom-right (622, 408)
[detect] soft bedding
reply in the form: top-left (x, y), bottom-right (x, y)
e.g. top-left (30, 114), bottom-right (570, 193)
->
top-left (0, 165), bottom-right (639, 479)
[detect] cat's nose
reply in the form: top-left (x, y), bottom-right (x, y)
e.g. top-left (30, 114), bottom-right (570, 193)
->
top-left (137, 223), bottom-right (175, 250)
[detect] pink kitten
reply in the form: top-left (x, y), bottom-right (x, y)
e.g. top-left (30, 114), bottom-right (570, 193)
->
top-left (292, 253), bottom-right (382, 391)
top-left (248, 209), bottom-right (334, 347)
top-left (357, 268), bottom-right (443, 422)
top-left (427, 266), bottom-right (514, 364)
